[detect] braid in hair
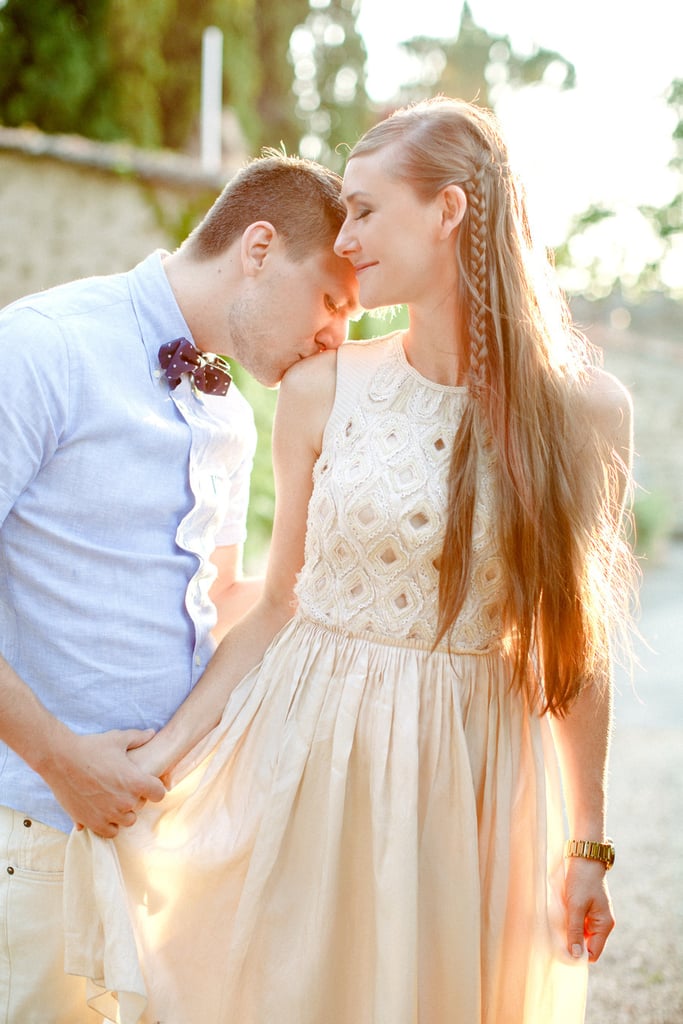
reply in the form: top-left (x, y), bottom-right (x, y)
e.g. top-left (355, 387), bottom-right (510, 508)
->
top-left (462, 165), bottom-right (490, 398)
top-left (435, 162), bottom-right (493, 647)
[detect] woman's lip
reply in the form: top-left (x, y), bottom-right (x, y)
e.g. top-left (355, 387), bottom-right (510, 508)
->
top-left (354, 261), bottom-right (377, 273)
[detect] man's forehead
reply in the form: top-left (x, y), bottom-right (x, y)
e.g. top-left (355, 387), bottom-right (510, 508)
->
top-left (317, 252), bottom-right (360, 312)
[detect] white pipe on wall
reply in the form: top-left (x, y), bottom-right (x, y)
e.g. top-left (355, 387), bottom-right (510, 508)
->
top-left (201, 26), bottom-right (224, 174)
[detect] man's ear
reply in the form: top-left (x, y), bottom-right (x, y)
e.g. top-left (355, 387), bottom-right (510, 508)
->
top-left (439, 185), bottom-right (467, 238)
top-left (240, 221), bottom-right (278, 276)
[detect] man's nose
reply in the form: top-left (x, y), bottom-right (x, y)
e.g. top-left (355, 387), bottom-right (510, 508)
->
top-left (315, 317), bottom-right (348, 351)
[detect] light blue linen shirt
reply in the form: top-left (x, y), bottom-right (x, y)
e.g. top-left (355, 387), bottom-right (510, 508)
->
top-left (0, 252), bottom-right (257, 831)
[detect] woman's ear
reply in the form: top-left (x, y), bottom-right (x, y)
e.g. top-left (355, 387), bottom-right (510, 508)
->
top-left (439, 185), bottom-right (467, 238)
top-left (240, 221), bottom-right (277, 276)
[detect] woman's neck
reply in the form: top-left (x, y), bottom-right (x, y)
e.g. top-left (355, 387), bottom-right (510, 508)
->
top-left (403, 305), bottom-right (467, 387)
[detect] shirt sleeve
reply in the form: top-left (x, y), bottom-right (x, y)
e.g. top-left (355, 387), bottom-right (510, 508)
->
top-left (0, 305), bottom-right (69, 527)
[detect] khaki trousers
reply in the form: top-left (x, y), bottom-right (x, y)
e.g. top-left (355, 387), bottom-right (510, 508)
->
top-left (0, 806), bottom-right (103, 1023)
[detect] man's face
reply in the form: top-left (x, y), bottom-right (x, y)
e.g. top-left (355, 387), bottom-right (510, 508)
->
top-left (227, 246), bottom-right (360, 388)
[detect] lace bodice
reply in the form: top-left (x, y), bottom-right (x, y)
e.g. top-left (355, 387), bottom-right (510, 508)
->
top-left (295, 333), bottom-right (506, 652)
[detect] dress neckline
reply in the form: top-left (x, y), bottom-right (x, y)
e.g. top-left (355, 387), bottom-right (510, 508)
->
top-left (391, 332), bottom-right (469, 395)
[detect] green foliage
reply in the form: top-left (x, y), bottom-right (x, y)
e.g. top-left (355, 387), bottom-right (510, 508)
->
top-left (399, 2), bottom-right (575, 107)
top-left (640, 193), bottom-right (682, 240)
top-left (0, 0), bottom-right (118, 137)
top-left (0, 0), bottom-right (366, 160)
top-left (227, 363), bottom-right (278, 572)
top-left (556, 78), bottom-right (683, 298)
top-left (348, 305), bottom-right (408, 340)
top-left (104, 0), bottom-right (261, 151)
top-left (633, 488), bottom-right (674, 559)
top-left (290, 0), bottom-right (370, 169)
top-left (250, 0), bottom-right (310, 154)
top-left (142, 185), bottom-right (220, 251)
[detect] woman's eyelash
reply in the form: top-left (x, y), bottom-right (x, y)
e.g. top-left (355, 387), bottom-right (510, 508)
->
top-left (356, 209), bottom-right (371, 220)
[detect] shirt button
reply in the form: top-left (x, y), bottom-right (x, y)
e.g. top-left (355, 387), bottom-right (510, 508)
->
top-left (23, 819), bottom-right (32, 828)
top-left (7, 866), bottom-right (14, 875)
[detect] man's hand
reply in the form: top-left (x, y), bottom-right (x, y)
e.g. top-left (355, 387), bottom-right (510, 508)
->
top-left (41, 728), bottom-right (167, 838)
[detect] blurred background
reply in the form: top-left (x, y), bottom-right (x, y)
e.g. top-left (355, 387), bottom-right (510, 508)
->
top-left (0, 2), bottom-right (680, 1019)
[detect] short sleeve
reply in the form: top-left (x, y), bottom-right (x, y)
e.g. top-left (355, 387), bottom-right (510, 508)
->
top-left (0, 305), bottom-right (69, 526)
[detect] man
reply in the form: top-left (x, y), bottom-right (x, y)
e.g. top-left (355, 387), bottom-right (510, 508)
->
top-left (0, 151), bottom-right (358, 1022)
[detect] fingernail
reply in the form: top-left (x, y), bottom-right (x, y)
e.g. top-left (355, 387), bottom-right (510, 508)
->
top-left (571, 943), bottom-right (583, 958)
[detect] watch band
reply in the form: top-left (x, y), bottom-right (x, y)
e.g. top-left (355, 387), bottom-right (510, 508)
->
top-left (564, 838), bottom-right (615, 871)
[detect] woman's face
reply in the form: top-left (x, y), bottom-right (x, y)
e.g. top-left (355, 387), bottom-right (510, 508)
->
top-left (335, 148), bottom-right (459, 312)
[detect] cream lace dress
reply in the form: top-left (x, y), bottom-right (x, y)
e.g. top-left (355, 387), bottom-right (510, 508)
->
top-left (64, 333), bottom-right (587, 1023)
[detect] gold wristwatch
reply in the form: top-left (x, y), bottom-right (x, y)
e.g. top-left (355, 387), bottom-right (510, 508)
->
top-left (564, 838), bottom-right (615, 871)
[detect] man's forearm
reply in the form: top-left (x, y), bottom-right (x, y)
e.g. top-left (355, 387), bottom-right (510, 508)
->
top-left (0, 652), bottom-right (71, 776)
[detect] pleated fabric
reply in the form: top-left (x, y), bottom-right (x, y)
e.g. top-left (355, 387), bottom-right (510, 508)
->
top-left (63, 335), bottom-right (587, 1022)
top-left (65, 620), bottom-right (586, 1023)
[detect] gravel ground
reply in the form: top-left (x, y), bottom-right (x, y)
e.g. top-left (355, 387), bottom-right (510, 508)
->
top-left (585, 543), bottom-right (683, 1023)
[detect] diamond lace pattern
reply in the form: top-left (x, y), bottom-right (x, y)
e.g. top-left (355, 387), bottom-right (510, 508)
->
top-left (295, 337), bottom-right (505, 652)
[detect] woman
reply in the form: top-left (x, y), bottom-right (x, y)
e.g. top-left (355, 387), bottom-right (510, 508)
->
top-left (65, 97), bottom-right (635, 1023)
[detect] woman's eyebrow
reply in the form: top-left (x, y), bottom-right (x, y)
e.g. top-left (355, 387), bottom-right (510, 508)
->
top-left (342, 190), bottom-right (372, 203)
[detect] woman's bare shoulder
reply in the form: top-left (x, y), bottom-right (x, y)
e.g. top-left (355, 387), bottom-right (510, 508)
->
top-left (276, 349), bottom-right (339, 453)
top-left (281, 347), bottom-right (337, 391)
top-left (579, 365), bottom-right (633, 457)
top-left (583, 365), bottom-right (632, 427)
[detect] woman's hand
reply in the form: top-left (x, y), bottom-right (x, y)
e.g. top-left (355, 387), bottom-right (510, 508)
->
top-left (126, 732), bottom-right (172, 787)
top-left (564, 857), bottom-right (615, 962)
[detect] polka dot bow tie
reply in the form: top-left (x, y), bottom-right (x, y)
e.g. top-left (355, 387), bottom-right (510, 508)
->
top-left (158, 338), bottom-right (232, 396)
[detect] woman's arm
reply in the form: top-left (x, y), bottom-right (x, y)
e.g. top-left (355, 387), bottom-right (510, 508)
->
top-left (550, 366), bottom-right (634, 963)
top-left (209, 543), bottom-right (264, 643)
top-left (132, 349), bottom-right (339, 778)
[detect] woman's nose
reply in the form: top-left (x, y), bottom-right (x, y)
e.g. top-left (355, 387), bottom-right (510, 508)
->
top-left (334, 223), bottom-right (356, 258)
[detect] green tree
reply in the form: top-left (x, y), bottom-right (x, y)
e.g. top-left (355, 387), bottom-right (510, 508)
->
top-left (94, 0), bottom-right (262, 151)
top-left (250, 0), bottom-right (310, 154)
top-left (637, 78), bottom-right (683, 294)
top-left (290, 0), bottom-right (369, 169)
top-left (397, 3), bottom-right (575, 108)
top-left (555, 78), bottom-right (683, 298)
top-left (0, 0), bottom-right (118, 138)
top-left (0, 0), bottom-right (367, 160)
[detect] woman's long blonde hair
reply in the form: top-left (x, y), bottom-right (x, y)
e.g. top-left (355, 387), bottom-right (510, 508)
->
top-left (349, 97), bottom-right (636, 715)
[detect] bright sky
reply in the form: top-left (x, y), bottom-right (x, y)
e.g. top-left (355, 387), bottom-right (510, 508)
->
top-left (356, 0), bottom-right (683, 292)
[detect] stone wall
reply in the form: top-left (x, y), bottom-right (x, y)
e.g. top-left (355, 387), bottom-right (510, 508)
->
top-left (0, 126), bottom-right (241, 306)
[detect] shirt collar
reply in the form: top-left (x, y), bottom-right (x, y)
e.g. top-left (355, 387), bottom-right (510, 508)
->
top-left (127, 250), bottom-right (194, 381)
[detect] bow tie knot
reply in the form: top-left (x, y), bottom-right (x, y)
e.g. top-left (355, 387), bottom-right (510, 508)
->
top-left (158, 338), bottom-right (232, 396)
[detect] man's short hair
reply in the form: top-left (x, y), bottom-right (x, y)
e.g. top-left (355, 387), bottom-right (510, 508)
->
top-left (185, 150), bottom-right (345, 262)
